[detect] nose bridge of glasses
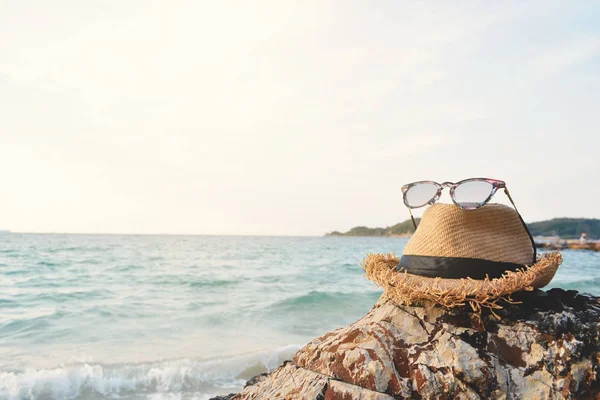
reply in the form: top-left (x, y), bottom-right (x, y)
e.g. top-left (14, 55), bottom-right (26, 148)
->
top-left (441, 181), bottom-right (454, 188)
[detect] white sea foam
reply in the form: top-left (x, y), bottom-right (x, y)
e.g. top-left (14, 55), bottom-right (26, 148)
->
top-left (0, 344), bottom-right (301, 400)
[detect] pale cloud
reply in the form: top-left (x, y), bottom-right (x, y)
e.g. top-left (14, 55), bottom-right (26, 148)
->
top-left (368, 135), bottom-right (450, 160)
top-left (1, 1), bottom-right (599, 235)
top-left (525, 35), bottom-right (600, 80)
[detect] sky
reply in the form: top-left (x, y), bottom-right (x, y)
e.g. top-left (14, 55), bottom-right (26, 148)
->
top-left (1, 1), bottom-right (599, 235)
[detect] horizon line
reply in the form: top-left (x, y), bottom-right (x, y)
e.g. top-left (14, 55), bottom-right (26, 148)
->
top-left (2, 216), bottom-right (598, 237)
top-left (1, 230), bottom-right (329, 237)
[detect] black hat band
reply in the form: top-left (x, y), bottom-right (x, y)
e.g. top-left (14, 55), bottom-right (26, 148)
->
top-left (396, 255), bottom-right (525, 280)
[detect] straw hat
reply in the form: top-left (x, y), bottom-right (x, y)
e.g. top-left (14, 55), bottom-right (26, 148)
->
top-left (363, 203), bottom-right (562, 312)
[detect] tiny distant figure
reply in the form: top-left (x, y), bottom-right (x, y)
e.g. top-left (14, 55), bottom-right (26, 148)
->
top-left (580, 232), bottom-right (588, 244)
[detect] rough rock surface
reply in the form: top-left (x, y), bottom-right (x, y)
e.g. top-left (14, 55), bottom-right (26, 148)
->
top-left (219, 289), bottom-right (600, 399)
top-left (537, 241), bottom-right (600, 252)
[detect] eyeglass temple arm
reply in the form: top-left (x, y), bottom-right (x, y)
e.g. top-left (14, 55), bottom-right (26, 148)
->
top-left (504, 187), bottom-right (537, 263)
top-left (504, 186), bottom-right (519, 212)
top-left (504, 187), bottom-right (519, 213)
top-left (409, 208), bottom-right (417, 230)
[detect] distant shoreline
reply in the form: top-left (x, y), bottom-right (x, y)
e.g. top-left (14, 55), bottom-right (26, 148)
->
top-left (326, 217), bottom-right (600, 240)
top-left (326, 232), bottom-right (600, 251)
top-left (536, 240), bottom-right (600, 252)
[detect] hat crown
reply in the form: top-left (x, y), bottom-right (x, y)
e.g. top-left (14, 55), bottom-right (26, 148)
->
top-left (404, 203), bottom-right (534, 265)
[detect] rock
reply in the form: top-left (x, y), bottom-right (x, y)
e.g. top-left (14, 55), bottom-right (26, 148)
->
top-left (230, 362), bottom-right (394, 399)
top-left (536, 241), bottom-right (567, 250)
top-left (230, 288), bottom-right (600, 399)
top-left (207, 370), bottom-right (278, 400)
top-left (536, 241), bottom-right (600, 251)
top-left (244, 372), bottom-right (270, 388)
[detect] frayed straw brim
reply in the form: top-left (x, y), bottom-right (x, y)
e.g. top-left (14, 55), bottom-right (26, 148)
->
top-left (362, 252), bottom-right (562, 312)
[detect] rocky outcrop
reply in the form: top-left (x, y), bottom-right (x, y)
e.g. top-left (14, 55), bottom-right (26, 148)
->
top-left (536, 241), bottom-right (600, 251)
top-left (225, 289), bottom-right (600, 399)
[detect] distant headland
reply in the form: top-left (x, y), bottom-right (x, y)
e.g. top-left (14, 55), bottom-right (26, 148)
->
top-left (326, 217), bottom-right (600, 240)
top-left (325, 219), bottom-right (419, 238)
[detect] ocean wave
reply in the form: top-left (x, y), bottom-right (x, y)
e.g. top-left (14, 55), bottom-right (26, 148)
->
top-left (188, 279), bottom-right (240, 288)
top-left (259, 290), bottom-right (381, 335)
top-left (0, 290), bottom-right (111, 312)
top-left (268, 290), bottom-right (380, 309)
top-left (0, 307), bottom-right (57, 324)
top-left (45, 246), bottom-right (109, 253)
top-left (0, 249), bottom-right (18, 254)
top-left (0, 345), bottom-right (300, 400)
top-left (136, 275), bottom-right (240, 289)
top-left (0, 314), bottom-right (56, 340)
top-left (37, 261), bottom-right (60, 267)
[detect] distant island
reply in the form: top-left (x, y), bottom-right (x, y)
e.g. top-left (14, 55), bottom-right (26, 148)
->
top-left (326, 219), bottom-right (420, 238)
top-left (527, 218), bottom-right (600, 240)
top-left (326, 217), bottom-right (600, 240)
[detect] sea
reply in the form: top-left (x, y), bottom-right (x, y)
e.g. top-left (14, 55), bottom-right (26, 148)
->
top-left (1, 233), bottom-right (599, 400)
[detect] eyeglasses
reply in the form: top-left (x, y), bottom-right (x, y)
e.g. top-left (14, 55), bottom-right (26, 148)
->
top-left (401, 178), bottom-right (520, 229)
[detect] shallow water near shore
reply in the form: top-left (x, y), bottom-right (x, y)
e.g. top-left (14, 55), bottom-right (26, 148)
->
top-left (1, 233), bottom-right (598, 399)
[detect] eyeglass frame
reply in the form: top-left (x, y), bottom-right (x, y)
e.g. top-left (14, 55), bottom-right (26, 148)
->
top-left (401, 177), bottom-right (521, 230)
top-left (401, 178), bottom-right (507, 211)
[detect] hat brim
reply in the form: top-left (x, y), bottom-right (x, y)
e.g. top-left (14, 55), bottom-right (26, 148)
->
top-left (362, 252), bottom-right (562, 312)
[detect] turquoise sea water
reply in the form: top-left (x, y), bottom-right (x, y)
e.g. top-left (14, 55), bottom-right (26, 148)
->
top-left (1, 233), bottom-right (599, 400)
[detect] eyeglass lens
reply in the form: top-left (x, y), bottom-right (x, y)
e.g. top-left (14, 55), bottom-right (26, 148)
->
top-left (404, 183), bottom-right (438, 208)
top-left (452, 180), bottom-right (494, 209)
